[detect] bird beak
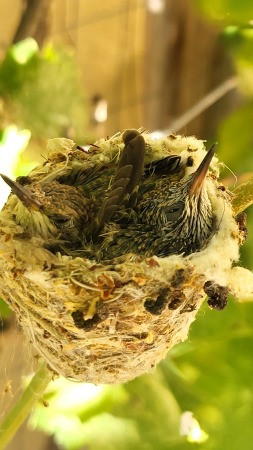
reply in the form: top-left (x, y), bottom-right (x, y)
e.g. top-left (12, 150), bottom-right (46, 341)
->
top-left (188, 143), bottom-right (217, 197)
top-left (0, 174), bottom-right (42, 210)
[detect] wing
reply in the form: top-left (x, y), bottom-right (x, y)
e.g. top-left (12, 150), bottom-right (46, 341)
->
top-left (96, 129), bottom-right (146, 230)
top-left (143, 155), bottom-right (181, 177)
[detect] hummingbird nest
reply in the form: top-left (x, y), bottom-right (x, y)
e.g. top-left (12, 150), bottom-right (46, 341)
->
top-left (0, 131), bottom-right (252, 384)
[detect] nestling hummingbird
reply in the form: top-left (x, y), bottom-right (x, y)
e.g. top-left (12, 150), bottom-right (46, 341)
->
top-left (0, 129), bottom-right (216, 260)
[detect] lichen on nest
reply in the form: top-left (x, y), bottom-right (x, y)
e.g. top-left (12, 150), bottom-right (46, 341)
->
top-left (0, 131), bottom-right (252, 384)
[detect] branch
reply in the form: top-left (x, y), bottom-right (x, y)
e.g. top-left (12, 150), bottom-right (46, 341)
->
top-left (163, 76), bottom-right (238, 134)
top-left (13, 0), bottom-right (50, 47)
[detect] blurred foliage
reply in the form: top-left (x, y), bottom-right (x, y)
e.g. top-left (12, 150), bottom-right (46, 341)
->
top-left (218, 26), bottom-right (253, 171)
top-left (1, 2), bottom-right (253, 450)
top-left (0, 38), bottom-right (87, 141)
top-left (217, 24), bottom-right (253, 269)
top-left (194, 0), bottom-right (253, 24)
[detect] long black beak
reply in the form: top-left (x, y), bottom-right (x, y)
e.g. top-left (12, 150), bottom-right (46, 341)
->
top-left (189, 143), bottom-right (217, 197)
top-left (0, 174), bottom-right (41, 209)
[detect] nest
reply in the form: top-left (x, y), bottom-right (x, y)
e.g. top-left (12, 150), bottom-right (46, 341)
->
top-left (0, 132), bottom-right (248, 384)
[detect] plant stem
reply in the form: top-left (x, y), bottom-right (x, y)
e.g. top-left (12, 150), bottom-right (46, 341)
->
top-left (0, 359), bottom-right (52, 450)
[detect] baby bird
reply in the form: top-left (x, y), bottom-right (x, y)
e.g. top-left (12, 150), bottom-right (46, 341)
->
top-left (0, 129), bottom-right (216, 260)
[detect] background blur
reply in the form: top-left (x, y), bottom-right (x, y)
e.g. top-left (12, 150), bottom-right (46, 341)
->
top-left (1, 1), bottom-right (253, 449)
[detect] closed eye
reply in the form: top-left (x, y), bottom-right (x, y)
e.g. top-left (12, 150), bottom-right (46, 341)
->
top-left (163, 201), bottom-right (184, 222)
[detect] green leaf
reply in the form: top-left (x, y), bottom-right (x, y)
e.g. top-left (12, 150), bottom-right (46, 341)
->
top-left (0, 298), bottom-right (11, 318)
top-left (232, 176), bottom-right (253, 213)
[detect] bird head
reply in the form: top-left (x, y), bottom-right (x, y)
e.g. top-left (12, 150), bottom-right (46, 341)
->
top-left (139, 144), bottom-right (217, 256)
top-left (0, 174), bottom-right (58, 239)
top-left (0, 175), bottom-right (89, 248)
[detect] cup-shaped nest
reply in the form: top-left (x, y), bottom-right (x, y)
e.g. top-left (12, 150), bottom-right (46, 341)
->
top-left (0, 132), bottom-right (245, 383)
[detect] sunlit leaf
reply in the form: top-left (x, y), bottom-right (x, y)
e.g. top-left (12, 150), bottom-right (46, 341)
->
top-left (9, 38), bottom-right (39, 65)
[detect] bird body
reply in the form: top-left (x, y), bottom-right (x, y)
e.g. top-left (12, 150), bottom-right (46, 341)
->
top-left (1, 130), bottom-right (217, 261)
top-left (97, 156), bottom-right (215, 259)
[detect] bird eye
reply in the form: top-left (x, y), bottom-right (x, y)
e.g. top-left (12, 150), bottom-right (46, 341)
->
top-left (163, 201), bottom-right (184, 221)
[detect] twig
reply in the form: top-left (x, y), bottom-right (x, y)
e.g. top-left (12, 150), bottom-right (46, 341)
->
top-left (164, 76), bottom-right (238, 133)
